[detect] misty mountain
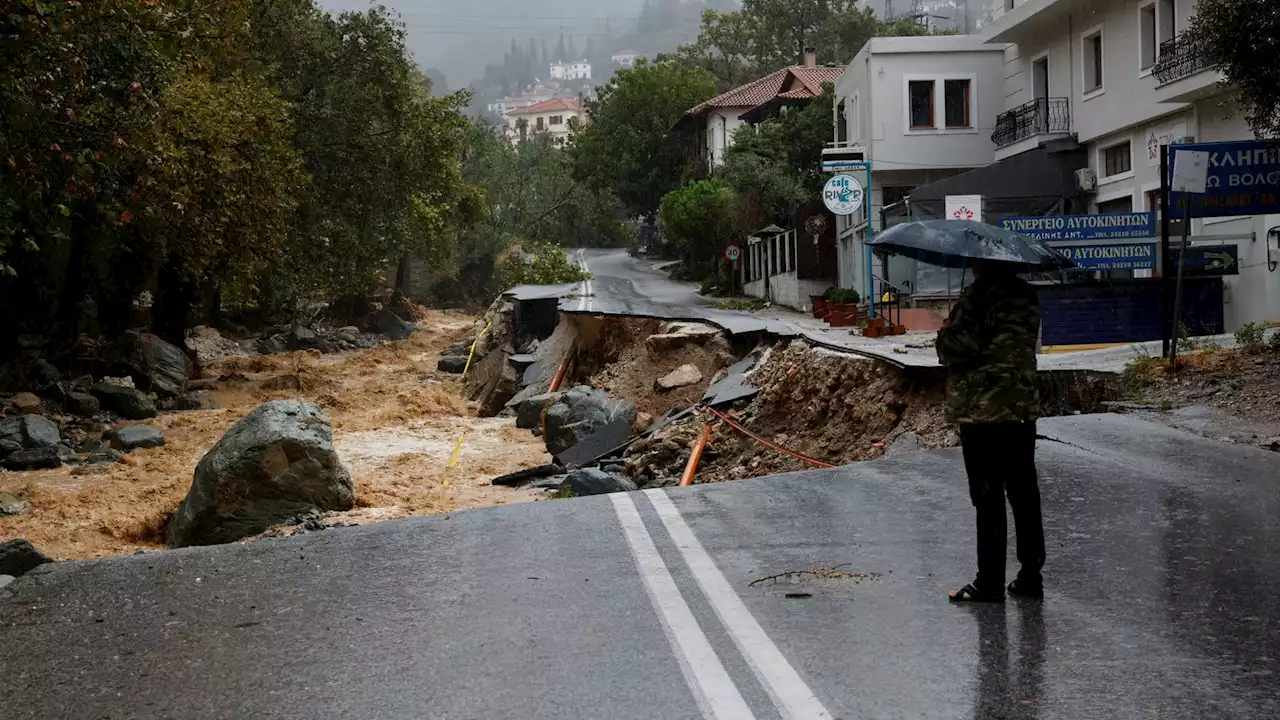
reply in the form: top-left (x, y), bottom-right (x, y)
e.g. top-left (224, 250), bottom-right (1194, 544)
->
top-left (317, 0), bottom-right (654, 89)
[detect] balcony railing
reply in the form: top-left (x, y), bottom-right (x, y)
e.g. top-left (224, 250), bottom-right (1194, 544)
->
top-left (991, 97), bottom-right (1071, 148)
top-left (1152, 34), bottom-right (1218, 86)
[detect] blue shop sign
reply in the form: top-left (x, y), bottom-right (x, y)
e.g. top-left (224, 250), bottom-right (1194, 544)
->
top-left (1057, 242), bottom-right (1158, 271)
top-left (999, 212), bottom-right (1156, 242)
top-left (1170, 140), bottom-right (1280, 218)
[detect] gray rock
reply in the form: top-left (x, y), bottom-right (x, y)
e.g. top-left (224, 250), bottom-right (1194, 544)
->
top-left (561, 467), bottom-right (637, 496)
top-left (181, 390), bottom-right (215, 410)
top-left (287, 325), bottom-right (324, 350)
top-left (71, 374), bottom-right (96, 391)
top-left (33, 360), bottom-right (62, 386)
top-left (0, 539), bottom-right (53, 577)
top-left (0, 438), bottom-right (21, 458)
top-left (2, 446), bottom-right (62, 471)
top-left (442, 340), bottom-right (471, 357)
top-left (67, 391), bottom-right (101, 416)
top-left (92, 383), bottom-right (157, 420)
top-left (117, 330), bottom-right (191, 397)
top-left (257, 336), bottom-right (288, 355)
top-left (366, 309), bottom-right (415, 341)
top-left (544, 388), bottom-right (637, 456)
top-left (657, 364), bottom-right (704, 390)
top-left (87, 449), bottom-right (126, 464)
top-left (515, 392), bottom-right (565, 429)
top-left (106, 425), bottom-right (166, 452)
top-left (164, 400), bottom-right (354, 548)
top-left (437, 356), bottom-right (469, 374)
top-left (0, 574), bottom-right (14, 590)
top-left (20, 414), bottom-right (61, 448)
top-left (335, 331), bottom-right (358, 344)
top-left (0, 417), bottom-right (21, 446)
top-left (0, 492), bottom-right (28, 516)
top-left (885, 431), bottom-right (923, 457)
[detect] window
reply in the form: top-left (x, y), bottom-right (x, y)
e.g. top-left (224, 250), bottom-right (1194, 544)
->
top-left (1139, 3), bottom-right (1157, 70)
top-left (1083, 28), bottom-right (1104, 94)
top-left (1158, 0), bottom-right (1176, 45)
top-left (944, 79), bottom-right (971, 127)
top-left (1101, 140), bottom-right (1132, 179)
top-left (908, 80), bottom-right (934, 128)
top-left (549, 115), bottom-right (563, 126)
top-left (535, 117), bottom-right (545, 131)
top-left (1096, 196), bottom-right (1133, 214)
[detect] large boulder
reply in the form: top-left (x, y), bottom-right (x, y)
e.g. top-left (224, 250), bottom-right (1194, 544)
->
top-left (0, 539), bottom-right (52, 577)
top-left (66, 391), bottom-right (101, 416)
top-left (117, 330), bottom-right (191, 397)
top-left (366, 308), bottom-right (415, 341)
top-left (437, 356), bottom-right (469, 374)
top-left (515, 391), bottom-right (565, 430)
top-left (106, 424), bottom-right (166, 452)
top-left (92, 383), bottom-right (157, 420)
top-left (0, 492), bottom-right (28, 517)
top-left (7, 392), bottom-right (42, 414)
top-left (2, 447), bottom-right (61, 471)
top-left (544, 387), bottom-right (637, 456)
top-left (0, 415), bottom-right (60, 449)
top-left (657, 364), bottom-right (704, 390)
top-left (560, 467), bottom-right (637, 496)
top-left (165, 400), bottom-right (354, 547)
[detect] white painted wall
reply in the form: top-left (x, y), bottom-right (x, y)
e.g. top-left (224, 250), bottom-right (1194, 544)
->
top-left (705, 107), bottom-right (751, 169)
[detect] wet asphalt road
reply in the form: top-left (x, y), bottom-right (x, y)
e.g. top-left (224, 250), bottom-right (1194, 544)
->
top-left (2, 413), bottom-right (1278, 719)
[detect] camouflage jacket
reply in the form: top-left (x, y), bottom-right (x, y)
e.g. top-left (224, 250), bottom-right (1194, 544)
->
top-left (935, 275), bottom-right (1041, 424)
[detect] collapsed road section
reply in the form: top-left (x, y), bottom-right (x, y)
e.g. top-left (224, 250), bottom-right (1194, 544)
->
top-left (458, 291), bottom-right (1122, 495)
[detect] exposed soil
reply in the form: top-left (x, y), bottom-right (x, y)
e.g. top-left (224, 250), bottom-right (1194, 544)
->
top-left (0, 311), bottom-right (550, 561)
top-left (679, 342), bottom-right (956, 484)
top-left (580, 317), bottom-right (735, 420)
top-left (1127, 346), bottom-right (1280, 430)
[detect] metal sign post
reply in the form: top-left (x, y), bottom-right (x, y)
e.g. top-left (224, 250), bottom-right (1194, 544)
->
top-left (1168, 148), bottom-right (1211, 369)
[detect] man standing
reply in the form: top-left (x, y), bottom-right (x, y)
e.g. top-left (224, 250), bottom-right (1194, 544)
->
top-left (936, 260), bottom-right (1045, 602)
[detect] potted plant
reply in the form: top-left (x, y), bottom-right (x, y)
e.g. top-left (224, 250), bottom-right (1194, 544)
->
top-left (812, 287), bottom-right (834, 318)
top-left (825, 288), bottom-right (862, 327)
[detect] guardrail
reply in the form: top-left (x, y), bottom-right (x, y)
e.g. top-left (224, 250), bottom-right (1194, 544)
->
top-left (1152, 34), bottom-right (1217, 86)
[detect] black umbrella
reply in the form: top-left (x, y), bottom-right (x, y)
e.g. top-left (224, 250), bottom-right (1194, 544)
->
top-left (868, 220), bottom-right (1075, 271)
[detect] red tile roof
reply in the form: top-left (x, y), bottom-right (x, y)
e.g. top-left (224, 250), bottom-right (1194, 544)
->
top-left (510, 97), bottom-right (582, 115)
top-left (684, 65), bottom-right (844, 117)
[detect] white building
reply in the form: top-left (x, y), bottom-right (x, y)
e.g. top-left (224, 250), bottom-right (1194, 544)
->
top-left (506, 97), bottom-right (583, 146)
top-left (982, 0), bottom-right (1279, 330)
top-left (831, 35), bottom-right (1008, 299)
top-left (550, 59), bottom-right (592, 82)
top-left (681, 52), bottom-right (844, 172)
top-left (611, 50), bottom-right (641, 68)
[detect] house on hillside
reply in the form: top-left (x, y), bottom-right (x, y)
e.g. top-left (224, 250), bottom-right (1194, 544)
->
top-left (506, 97), bottom-right (583, 146)
top-left (830, 35), bottom-right (1007, 306)
top-left (550, 59), bottom-right (592, 82)
top-left (678, 51), bottom-right (844, 172)
top-left (611, 50), bottom-right (642, 68)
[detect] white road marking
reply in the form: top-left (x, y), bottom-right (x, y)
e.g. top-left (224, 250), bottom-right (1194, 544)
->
top-left (609, 494), bottom-right (757, 720)
top-left (644, 489), bottom-right (833, 720)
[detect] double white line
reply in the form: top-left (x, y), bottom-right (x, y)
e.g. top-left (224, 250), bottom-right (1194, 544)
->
top-left (574, 249), bottom-right (592, 312)
top-left (611, 490), bottom-right (833, 720)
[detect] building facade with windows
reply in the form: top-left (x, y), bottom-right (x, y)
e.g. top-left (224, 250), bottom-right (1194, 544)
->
top-left (983, 0), bottom-right (1279, 331)
top-left (831, 35), bottom-right (1008, 300)
top-left (550, 59), bottom-right (592, 82)
top-left (505, 97), bottom-right (583, 146)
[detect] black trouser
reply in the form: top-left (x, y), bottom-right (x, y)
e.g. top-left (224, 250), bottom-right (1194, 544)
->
top-left (959, 421), bottom-right (1045, 594)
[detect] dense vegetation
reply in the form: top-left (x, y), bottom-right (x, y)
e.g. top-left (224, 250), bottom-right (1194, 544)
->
top-left (0, 0), bottom-right (481, 357)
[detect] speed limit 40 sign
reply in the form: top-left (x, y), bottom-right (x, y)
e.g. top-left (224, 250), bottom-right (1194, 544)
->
top-left (724, 244), bottom-right (742, 262)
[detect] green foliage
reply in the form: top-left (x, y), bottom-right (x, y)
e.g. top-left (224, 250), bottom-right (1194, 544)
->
top-left (1176, 322), bottom-right (1219, 354)
top-left (659, 178), bottom-right (744, 272)
top-left (1122, 354), bottom-right (1164, 397)
top-left (0, 0), bottom-right (483, 348)
top-left (496, 243), bottom-right (590, 291)
top-left (1186, 0), bottom-right (1280, 138)
top-left (1234, 322), bottom-right (1266, 353)
top-left (570, 59), bottom-right (718, 218)
top-left (824, 287), bottom-right (861, 304)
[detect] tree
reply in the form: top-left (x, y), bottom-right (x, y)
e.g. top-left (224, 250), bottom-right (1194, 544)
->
top-left (569, 59), bottom-right (717, 218)
top-left (659, 178), bottom-right (744, 271)
top-left (1187, 0), bottom-right (1280, 137)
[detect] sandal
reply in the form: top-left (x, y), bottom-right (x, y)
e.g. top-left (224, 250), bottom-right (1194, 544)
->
top-left (948, 583), bottom-right (1005, 603)
top-left (1007, 578), bottom-right (1044, 599)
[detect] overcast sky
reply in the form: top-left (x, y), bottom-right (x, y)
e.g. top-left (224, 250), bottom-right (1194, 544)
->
top-left (316, 0), bottom-right (648, 87)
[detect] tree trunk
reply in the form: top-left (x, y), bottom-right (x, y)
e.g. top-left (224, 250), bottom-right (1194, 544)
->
top-left (395, 255), bottom-right (412, 295)
top-left (153, 256), bottom-right (201, 378)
